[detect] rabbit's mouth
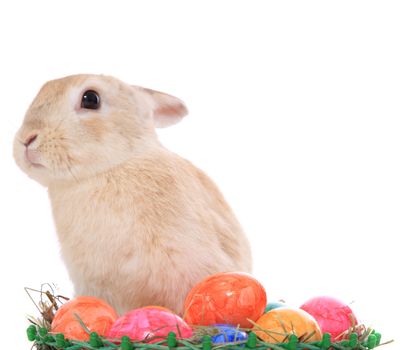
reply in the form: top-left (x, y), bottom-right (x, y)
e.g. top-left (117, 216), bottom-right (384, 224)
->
top-left (25, 148), bottom-right (45, 169)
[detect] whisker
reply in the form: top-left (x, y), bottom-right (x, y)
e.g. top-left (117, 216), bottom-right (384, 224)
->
top-left (65, 157), bottom-right (80, 183)
top-left (54, 116), bottom-right (69, 132)
top-left (15, 136), bottom-right (25, 144)
top-left (67, 166), bottom-right (79, 183)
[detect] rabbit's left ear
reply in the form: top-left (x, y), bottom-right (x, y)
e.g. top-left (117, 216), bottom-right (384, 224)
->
top-left (139, 87), bottom-right (188, 128)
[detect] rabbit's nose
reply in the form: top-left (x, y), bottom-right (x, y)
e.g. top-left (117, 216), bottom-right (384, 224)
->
top-left (24, 134), bottom-right (38, 147)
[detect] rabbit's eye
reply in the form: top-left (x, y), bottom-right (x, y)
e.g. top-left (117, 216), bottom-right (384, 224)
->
top-left (81, 90), bottom-right (100, 110)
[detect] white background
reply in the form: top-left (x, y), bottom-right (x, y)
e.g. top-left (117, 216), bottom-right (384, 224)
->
top-left (0, 1), bottom-right (403, 349)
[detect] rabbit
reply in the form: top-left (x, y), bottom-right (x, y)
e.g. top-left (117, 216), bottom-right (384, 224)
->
top-left (13, 74), bottom-right (252, 315)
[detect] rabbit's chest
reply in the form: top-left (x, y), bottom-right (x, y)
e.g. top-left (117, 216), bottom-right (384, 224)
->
top-left (49, 185), bottom-right (144, 264)
top-left (49, 176), bottom-right (187, 252)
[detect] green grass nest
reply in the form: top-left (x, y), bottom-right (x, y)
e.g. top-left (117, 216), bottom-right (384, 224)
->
top-left (25, 286), bottom-right (391, 350)
top-left (27, 324), bottom-right (385, 350)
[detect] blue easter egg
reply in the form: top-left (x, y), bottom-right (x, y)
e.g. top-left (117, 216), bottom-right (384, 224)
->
top-left (211, 324), bottom-right (248, 344)
top-left (264, 301), bottom-right (286, 313)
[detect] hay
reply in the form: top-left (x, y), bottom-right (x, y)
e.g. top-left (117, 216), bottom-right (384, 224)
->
top-left (25, 286), bottom-right (392, 350)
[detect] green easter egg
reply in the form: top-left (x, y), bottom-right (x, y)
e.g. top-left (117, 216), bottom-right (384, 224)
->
top-left (264, 301), bottom-right (286, 313)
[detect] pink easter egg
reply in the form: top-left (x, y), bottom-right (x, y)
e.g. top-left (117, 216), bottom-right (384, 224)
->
top-left (107, 307), bottom-right (192, 343)
top-left (300, 296), bottom-right (358, 341)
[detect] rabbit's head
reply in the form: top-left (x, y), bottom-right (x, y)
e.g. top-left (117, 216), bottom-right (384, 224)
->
top-left (13, 74), bottom-right (187, 186)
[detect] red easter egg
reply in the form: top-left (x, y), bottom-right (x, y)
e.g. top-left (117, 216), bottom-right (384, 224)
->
top-left (183, 272), bottom-right (267, 328)
top-left (51, 296), bottom-right (118, 341)
top-left (300, 296), bottom-right (358, 341)
top-left (107, 307), bottom-right (192, 342)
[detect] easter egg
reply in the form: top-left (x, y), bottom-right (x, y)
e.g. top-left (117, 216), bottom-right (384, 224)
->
top-left (51, 296), bottom-right (118, 341)
top-left (264, 301), bottom-right (287, 313)
top-left (143, 305), bottom-right (172, 312)
top-left (183, 272), bottom-right (267, 328)
top-left (300, 296), bottom-right (358, 341)
top-left (254, 307), bottom-right (322, 343)
top-left (107, 307), bottom-right (192, 342)
top-left (211, 324), bottom-right (248, 344)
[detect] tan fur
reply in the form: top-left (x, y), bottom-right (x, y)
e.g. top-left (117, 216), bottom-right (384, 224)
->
top-left (13, 74), bottom-right (252, 315)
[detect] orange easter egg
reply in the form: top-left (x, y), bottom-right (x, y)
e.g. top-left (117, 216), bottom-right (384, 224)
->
top-left (51, 296), bottom-right (118, 341)
top-left (183, 272), bottom-right (267, 328)
top-left (254, 307), bottom-right (322, 343)
top-left (143, 305), bottom-right (172, 312)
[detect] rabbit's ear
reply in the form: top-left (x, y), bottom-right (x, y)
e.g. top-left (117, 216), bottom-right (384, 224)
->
top-left (141, 87), bottom-right (188, 128)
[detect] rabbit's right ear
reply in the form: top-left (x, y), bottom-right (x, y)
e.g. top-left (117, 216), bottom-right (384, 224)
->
top-left (137, 87), bottom-right (188, 128)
